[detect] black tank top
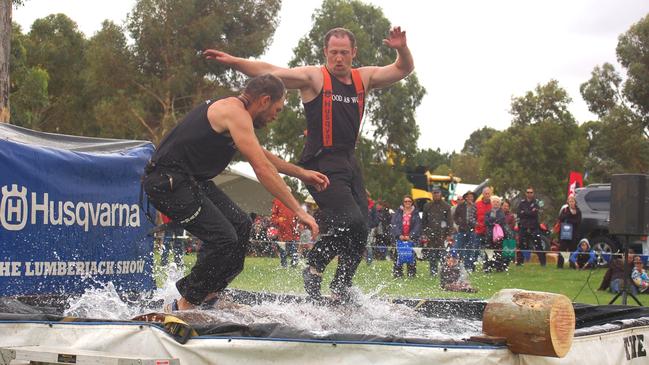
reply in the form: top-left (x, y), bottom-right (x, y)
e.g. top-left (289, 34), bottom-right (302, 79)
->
top-left (300, 69), bottom-right (361, 162)
top-left (152, 98), bottom-right (237, 181)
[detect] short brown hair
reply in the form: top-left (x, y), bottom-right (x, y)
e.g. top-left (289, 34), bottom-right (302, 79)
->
top-left (324, 27), bottom-right (356, 49)
top-left (243, 74), bottom-right (285, 102)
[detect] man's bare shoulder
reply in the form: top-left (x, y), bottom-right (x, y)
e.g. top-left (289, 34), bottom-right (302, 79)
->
top-left (290, 65), bottom-right (324, 101)
top-left (208, 97), bottom-right (250, 134)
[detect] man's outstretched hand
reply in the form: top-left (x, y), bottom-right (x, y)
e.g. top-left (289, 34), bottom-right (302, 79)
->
top-left (383, 26), bottom-right (408, 50)
top-left (203, 49), bottom-right (237, 65)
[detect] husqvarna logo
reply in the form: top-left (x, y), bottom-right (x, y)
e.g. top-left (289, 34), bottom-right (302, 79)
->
top-left (1, 185), bottom-right (29, 231)
top-left (0, 184), bottom-right (141, 232)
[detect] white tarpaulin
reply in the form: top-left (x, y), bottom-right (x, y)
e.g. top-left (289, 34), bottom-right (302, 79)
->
top-left (212, 161), bottom-right (274, 215)
top-left (0, 320), bottom-right (648, 365)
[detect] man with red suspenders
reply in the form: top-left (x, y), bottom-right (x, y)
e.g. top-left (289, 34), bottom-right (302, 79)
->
top-left (205, 26), bottom-right (414, 303)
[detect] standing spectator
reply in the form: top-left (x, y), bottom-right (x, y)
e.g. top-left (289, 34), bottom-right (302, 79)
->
top-left (502, 200), bottom-right (516, 236)
top-left (484, 196), bottom-right (507, 272)
top-left (556, 194), bottom-right (582, 269)
top-left (421, 187), bottom-right (453, 276)
top-left (390, 195), bottom-right (421, 277)
top-left (501, 200), bottom-right (517, 265)
top-left (454, 191), bottom-right (478, 271)
top-left (474, 187), bottom-right (493, 269)
top-left (271, 196), bottom-right (300, 267)
top-left (517, 186), bottom-right (546, 266)
top-left (569, 238), bottom-right (596, 270)
top-left (160, 213), bottom-right (185, 267)
top-left (373, 201), bottom-right (393, 260)
top-left (632, 256), bottom-right (649, 293)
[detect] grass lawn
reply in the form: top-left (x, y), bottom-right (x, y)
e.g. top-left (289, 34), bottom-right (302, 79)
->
top-left (156, 253), bottom-right (645, 306)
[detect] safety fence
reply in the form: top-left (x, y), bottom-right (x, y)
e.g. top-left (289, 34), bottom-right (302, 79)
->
top-left (243, 239), bottom-right (649, 265)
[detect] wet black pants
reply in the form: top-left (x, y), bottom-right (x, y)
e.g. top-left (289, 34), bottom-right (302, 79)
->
top-left (143, 168), bottom-right (251, 305)
top-left (303, 151), bottom-right (369, 295)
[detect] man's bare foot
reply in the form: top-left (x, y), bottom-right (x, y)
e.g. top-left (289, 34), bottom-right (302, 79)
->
top-left (177, 297), bottom-right (196, 310)
top-left (163, 297), bottom-right (196, 312)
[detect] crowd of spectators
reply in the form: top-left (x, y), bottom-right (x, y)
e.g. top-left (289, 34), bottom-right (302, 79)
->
top-left (155, 183), bottom-right (648, 295)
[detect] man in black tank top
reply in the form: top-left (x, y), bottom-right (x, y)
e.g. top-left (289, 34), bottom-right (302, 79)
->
top-left (205, 26), bottom-right (414, 303)
top-left (143, 74), bottom-right (329, 311)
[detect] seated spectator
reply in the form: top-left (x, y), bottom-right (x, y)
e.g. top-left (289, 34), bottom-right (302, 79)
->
top-left (598, 250), bottom-right (636, 294)
top-left (569, 238), bottom-right (596, 270)
top-left (632, 256), bottom-right (649, 293)
top-left (390, 195), bottom-right (421, 278)
top-left (440, 251), bottom-right (477, 293)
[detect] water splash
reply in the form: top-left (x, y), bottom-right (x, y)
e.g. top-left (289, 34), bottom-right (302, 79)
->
top-left (194, 287), bottom-right (482, 340)
top-left (64, 264), bottom-right (481, 340)
top-left (64, 263), bottom-right (186, 319)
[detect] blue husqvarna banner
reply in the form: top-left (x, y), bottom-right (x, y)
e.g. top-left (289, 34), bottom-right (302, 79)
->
top-left (0, 124), bottom-right (155, 296)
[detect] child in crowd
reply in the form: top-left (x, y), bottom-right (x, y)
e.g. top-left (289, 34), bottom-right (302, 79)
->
top-left (569, 238), bottom-right (596, 270)
top-left (632, 256), bottom-right (649, 293)
top-left (440, 251), bottom-right (477, 293)
top-left (598, 249), bottom-right (637, 294)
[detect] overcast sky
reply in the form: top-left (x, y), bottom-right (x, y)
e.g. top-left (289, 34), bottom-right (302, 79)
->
top-left (13, 0), bottom-right (649, 153)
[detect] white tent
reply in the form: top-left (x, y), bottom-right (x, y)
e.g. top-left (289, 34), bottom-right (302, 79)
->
top-left (212, 161), bottom-right (274, 215)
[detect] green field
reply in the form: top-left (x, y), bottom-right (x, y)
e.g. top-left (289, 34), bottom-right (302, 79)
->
top-left (155, 253), bottom-right (645, 306)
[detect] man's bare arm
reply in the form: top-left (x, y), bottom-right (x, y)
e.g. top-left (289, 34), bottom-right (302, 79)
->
top-left (262, 149), bottom-right (330, 192)
top-left (225, 109), bottom-right (319, 236)
top-left (360, 26), bottom-right (415, 90)
top-left (204, 49), bottom-right (319, 91)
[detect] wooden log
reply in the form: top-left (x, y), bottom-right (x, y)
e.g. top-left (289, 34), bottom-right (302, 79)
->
top-left (482, 289), bottom-right (575, 358)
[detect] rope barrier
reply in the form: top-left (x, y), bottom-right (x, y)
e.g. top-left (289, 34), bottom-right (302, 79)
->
top-left (248, 239), bottom-right (640, 258)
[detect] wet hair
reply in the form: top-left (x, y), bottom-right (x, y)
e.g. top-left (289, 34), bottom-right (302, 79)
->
top-left (243, 74), bottom-right (286, 102)
top-left (324, 27), bottom-right (356, 49)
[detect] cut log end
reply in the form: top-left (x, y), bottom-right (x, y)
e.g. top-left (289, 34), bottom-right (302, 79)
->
top-left (550, 295), bottom-right (576, 357)
top-left (482, 289), bottom-right (575, 358)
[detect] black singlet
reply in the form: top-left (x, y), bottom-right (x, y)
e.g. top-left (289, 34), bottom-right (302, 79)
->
top-left (300, 69), bottom-right (361, 163)
top-left (152, 98), bottom-right (237, 181)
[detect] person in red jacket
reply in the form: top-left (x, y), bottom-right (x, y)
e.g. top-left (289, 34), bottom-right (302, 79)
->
top-left (474, 187), bottom-right (492, 267)
top-left (271, 195), bottom-right (300, 267)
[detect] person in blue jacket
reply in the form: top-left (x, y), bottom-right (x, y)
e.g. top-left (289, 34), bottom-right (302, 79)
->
top-left (390, 195), bottom-right (422, 277)
top-left (569, 238), bottom-right (596, 270)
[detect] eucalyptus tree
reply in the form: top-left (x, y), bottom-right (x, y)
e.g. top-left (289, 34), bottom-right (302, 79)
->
top-left (579, 14), bottom-right (649, 180)
top-left (481, 81), bottom-right (586, 216)
top-left (9, 23), bottom-right (49, 129)
top-left (85, 0), bottom-right (281, 143)
top-left (22, 14), bottom-right (88, 133)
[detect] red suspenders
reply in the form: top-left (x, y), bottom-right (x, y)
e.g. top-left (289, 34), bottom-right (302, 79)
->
top-left (320, 66), bottom-right (365, 147)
